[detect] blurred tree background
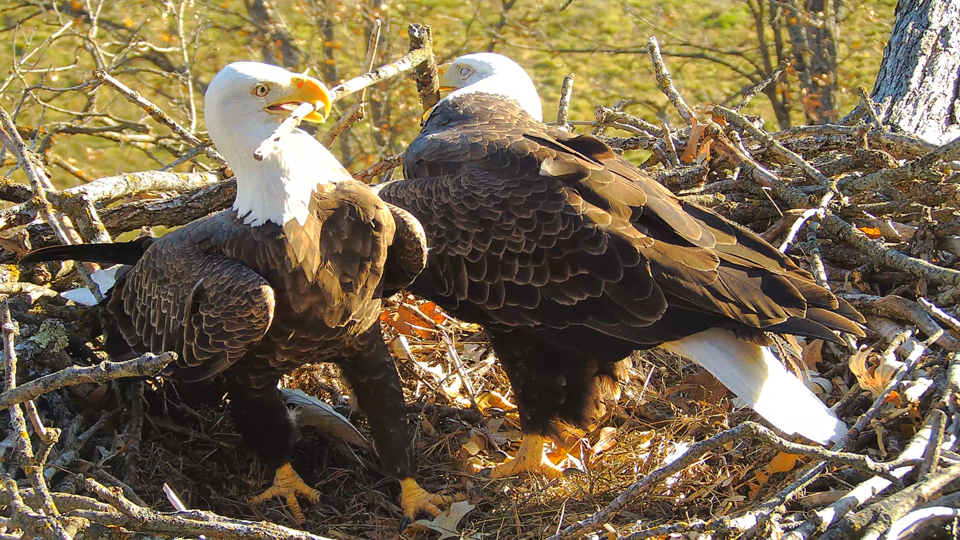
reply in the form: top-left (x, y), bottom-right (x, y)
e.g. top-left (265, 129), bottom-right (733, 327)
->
top-left (1, 0), bottom-right (896, 189)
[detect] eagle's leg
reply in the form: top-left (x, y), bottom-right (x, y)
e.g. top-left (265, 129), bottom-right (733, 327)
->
top-left (486, 328), bottom-right (630, 479)
top-left (225, 375), bottom-right (320, 524)
top-left (338, 332), bottom-right (455, 521)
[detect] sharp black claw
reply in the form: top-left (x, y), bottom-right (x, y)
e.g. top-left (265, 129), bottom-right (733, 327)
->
top-left (399, 515), bottom-right (413, 532)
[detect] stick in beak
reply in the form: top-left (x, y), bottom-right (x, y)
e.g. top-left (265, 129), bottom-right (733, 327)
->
top-left (254, 75), bottom-right (333, 161)
top-left (284, 75), bottom-right (332, 123)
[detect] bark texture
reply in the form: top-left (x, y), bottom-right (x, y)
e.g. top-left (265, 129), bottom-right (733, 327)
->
top-left (871, 0), bottom-right (960, 145)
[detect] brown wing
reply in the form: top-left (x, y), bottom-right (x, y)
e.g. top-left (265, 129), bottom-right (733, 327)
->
top-left (108, 214), bottom-right (275, 382)
top-left (282, 180), bottom-right (397, 328)
top-left (380, 94), bottom-right (863, 346)
top-left (381, 202), bottom-right (428, 293)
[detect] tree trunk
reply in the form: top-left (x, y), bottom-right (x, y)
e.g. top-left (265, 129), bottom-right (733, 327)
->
top-left (244, 0), bottom-right (301, 69)
top-left (785, 0), bottom-right (840, 124)
top-left (869, 0), bottom-right (960, 145)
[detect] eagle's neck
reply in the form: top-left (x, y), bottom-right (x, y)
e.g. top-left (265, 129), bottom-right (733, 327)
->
top-left (223, 125), bottom-right (345, 228)
top-left (446, 75), bottom-right (543, 122)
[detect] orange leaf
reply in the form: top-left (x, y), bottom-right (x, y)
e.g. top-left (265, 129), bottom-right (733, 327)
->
top-left (766, 452), bottom-right (799, 474)
top-left (680, 117), bottom-right (704, 164)
top-left (381, 306), bottom-right (434, 338)
top-left (696, 138), bottom-right (712, 165)
top-left (801, 339), bottom-right (825, 370)
top-left (858, 226), bottom-right (883, 239)
top-left (748, 470), bottom-right (769, 500)
top-left (883, 391), bottom-right (902, 407)
top-left (419, 301), bottom-right (448, 325)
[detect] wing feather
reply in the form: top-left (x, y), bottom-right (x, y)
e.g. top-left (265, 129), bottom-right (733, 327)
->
top-left (379, 94), bottom-right (863, 343)
top-left (108, 216), bottom-right (275, 382)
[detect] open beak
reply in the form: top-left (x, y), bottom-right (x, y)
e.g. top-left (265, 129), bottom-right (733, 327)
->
top-left (437, 62), bottom-right (459, 92)
top-left (265, 74), bottom-right (332, 123)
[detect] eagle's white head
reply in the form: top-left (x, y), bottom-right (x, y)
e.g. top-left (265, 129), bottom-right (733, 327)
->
top-left (439, 53), bottom-right (543, 122)
top-left (205, 62), bottom-right (340, 227)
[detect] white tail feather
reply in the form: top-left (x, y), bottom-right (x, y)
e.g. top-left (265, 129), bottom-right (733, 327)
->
top-left (661, 328), bottom-right (847, 445)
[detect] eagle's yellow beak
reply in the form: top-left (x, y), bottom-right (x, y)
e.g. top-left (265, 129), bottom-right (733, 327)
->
top-left (437, 62), bottom-right (458, 92)
top-left (265, 75), bottom-right (332, 123)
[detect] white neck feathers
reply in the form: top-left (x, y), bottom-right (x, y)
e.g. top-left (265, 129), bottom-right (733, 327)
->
top-left (214, 121), bottom-right (346, 227)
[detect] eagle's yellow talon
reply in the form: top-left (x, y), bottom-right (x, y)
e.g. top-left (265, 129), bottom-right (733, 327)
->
top-left (252, 463), bottom-right (320, 524)
top-left (399, 478), bottom-right (457, 519)
top-left (490, 434), bottom-right (565, 479)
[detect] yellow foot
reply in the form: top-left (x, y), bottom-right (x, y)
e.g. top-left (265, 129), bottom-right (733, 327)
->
top-left (399, 478), bottom-right (457, 519)
top-left (490, 434), bottom-right (565, 479)
top-left (251, 463), bottom-right (320, 524)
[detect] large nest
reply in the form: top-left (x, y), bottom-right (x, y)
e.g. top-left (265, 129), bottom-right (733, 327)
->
top-left (2, 22), bottom-right (960, 540)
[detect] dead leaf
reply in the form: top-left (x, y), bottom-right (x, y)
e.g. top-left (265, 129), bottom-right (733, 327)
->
top-left (674, 370), bottom-right (729, 406)
top-left (409, 500), bottom-right (480, 539)
top-left (380, 305), bottom-right (435, 338)
top-left (696, 138), bottom-right (712, 165)
top-left (592, 426), bottom-right (618, 456)
top-left (748, 470), bottom-right (770, 500)
top-left (475, 391), bottom-right (515, 411)
top-left (801, 339), bottom-right (824, 371)
top-left (461, 438), bottom-right (482, 456)
top-left (418, 301), bottom-right (449, 325)
top-left (883, 390), bottom-right (902, 407)
top-left (766, 452), bottom-right (799, 474)
top-left (680, 117), bottom-right (704, 164)
top-left (848, 346), bottom-right (904, 396)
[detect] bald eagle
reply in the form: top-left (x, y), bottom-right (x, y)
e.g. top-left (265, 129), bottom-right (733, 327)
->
top-left (377, 53), bottom-right (865, 478)
top-left (22, 62), bottom-right (448, 522)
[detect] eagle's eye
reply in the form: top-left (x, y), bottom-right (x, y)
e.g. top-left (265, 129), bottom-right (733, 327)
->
top-left (459, 66), bottom-right (472, 79)
top-left (252, 83), bottom-right (270, 97)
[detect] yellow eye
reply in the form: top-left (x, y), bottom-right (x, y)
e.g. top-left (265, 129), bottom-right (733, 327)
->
top-left (252, 83), bottom-right (270, 97)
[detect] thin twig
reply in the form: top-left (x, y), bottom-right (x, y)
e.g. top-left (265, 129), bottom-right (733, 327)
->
top-left (556, 73), bottom-right (575, 131)
top-left (708, 104), bottom-right (835, 189)
top-left (858, 86), bottom-right (884, 128)
top-left (81, 476), bottom-right (334, 540)
top-left (646, 37), bottom-right (696, 124)
top-left (0, 352), bottom-right (176, 409)
top-left (92, 70), bottom-right (226, 167)
top-left (734, 59), bottom-right (789, 112)
top-left (357, 154), bottom-right (403, 184)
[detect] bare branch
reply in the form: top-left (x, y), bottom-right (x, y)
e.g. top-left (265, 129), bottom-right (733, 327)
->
top-left (0, 353), bottom-right (176, 409)
top-left (647, 37), bottom-right (696, 125)
top-left (92, 70), bottom-right (226, 167)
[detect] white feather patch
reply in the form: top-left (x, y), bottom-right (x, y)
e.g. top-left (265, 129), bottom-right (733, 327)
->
top-left (661, 328), bottom-right (848, 445)
top-left (60, 264), bottom-right (124, 306)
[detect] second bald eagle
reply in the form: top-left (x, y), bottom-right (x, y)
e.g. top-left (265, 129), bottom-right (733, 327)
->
top-left (378, 53), bottom-right (865, 478)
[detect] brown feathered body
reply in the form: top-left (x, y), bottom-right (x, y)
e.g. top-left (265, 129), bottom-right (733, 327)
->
top-left (378, 93), bottom-right (863, 441)
top-left (25, 179), bottom-right (427, 478)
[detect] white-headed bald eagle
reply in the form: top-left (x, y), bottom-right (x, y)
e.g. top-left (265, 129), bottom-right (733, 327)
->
top-left (22, 62), bottom-right (448, 523)
top-left (377, 52), bottom-right (865, 478)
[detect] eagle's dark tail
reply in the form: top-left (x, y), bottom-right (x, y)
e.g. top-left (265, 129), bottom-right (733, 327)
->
top-left (20, 238), bottom-right (153, 266)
